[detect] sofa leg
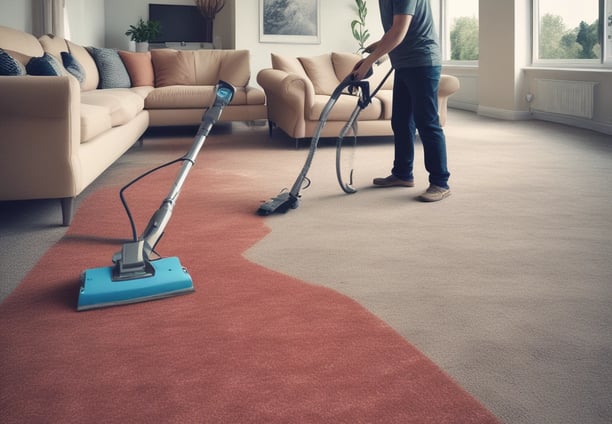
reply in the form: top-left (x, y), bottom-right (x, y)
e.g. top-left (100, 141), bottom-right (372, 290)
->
top-left (60, 197), bottom-right (75, 226)
top-left (267, 120), bottom-right (275, 137)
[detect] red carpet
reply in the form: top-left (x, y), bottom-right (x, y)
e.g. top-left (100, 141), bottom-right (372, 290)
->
top-left (0, 158), bottom-right (500, 423)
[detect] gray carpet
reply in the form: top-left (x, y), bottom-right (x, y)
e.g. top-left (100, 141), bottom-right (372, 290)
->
top-left (245, 111), bottom-right (612, 424)
top-left (1, 111), bottom-right (611, 424)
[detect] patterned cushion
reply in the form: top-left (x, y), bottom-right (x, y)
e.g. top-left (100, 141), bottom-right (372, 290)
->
top-left (86, 47), bottom-right (131, 89)
top-left (61, 51), bottom-right (86, 83)
top-left (0, 48), bottom-right (26, 76)
top-left (26, 52), bottom-right (65, 76)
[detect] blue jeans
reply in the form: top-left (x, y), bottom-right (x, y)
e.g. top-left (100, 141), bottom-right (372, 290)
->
top-left (390, 66), bottom-right (450, 189)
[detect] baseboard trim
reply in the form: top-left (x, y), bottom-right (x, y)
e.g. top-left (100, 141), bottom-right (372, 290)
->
top-left (531, 111), bottom-right (612, 136)
top-left (449, 105), bottom-right (612, 136)
top-left (448, 100), bottom-right (478, 112)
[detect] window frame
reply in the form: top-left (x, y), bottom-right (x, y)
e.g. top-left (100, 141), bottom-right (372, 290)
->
top-left (433, 0), bottom-right (479, 66)
top-left (531, 0), bottom-right (611, 68)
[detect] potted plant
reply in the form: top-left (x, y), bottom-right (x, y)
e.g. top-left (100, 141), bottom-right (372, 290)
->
top-left (125, 18), bottom-right (161, 52)
top-left (351, 0), bottom-right (370, 55)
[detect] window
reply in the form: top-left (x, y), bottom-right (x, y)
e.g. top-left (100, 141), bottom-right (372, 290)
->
top-left (607, 0), bottom-right (612, 61)
top-left (533, 0), bottom-right (610, 66)
top-left (432, 0), bottom-right (479, 63)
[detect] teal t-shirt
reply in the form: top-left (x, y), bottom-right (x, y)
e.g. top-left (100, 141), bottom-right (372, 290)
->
top-left (378, 0), bottom-right (441, 68)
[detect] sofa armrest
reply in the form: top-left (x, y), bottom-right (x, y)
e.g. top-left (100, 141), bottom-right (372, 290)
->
top-left (0, 76), bottom-right (82, 200)
top-left (438, 75), bottom-right (460, 126)
top-left (439, 75), bottom-right (460, 98)
top-left (257, 69), bottom-right (316, 139)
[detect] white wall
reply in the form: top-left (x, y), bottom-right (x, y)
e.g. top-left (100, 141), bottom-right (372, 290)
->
top-left (104, 0), bottom-right (235, 51)
top-left (102, 0), bottom-right (382, 79)
top-left (67, 0), bottom-right (106, 46)
top-left (0, 0), bottom-right (33, 33)
top-left (233, 0), bottom-right (384, 81)
top-left (0, 0), bottom-right (104, 46)
top-left (104, 0), bottom-right (187, 51)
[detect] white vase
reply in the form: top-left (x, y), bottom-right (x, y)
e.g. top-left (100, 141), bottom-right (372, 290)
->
top-left (135, 42), bottom-right (149, 52)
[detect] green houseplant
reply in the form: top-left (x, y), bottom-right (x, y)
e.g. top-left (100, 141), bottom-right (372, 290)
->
top-left (125, 18), bottom-right (161, 51)
top-left (351, 0), bottom-right (370, 54)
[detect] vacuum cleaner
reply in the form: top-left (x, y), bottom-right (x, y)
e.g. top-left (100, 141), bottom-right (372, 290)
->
top-left (257, 61), bottom-right (393, 216)
top-left (77, 81), bottom-right (235, 311)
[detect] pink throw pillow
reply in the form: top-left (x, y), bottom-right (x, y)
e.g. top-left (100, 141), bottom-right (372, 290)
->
top-left (118, 50), bottom-right (154, 87)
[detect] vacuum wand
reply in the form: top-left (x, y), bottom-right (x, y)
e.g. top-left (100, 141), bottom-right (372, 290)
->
top-left (115, 81), bottom-right (236, 279)
top-left (256, 63), bottom-right (384, 216)
top-left (77, 81), bottom-right (235, 311)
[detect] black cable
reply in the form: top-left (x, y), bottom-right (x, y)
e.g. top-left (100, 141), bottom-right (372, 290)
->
top-left (119, 157), bottom-right (187, 242)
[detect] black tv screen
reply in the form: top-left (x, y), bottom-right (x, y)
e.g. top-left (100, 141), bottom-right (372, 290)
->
top-left (149, 4), bottom-right (212, 43)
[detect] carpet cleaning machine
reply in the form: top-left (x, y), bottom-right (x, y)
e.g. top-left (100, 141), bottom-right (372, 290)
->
top-left (77, 81), bottom-right (235, 311)
top-left (257, 60), bottom-right (394, 216)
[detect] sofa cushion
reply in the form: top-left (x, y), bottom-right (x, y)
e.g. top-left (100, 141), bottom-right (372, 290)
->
top-left (80, 103), bottom-right (112, 143)
top-left (38, 34), bottom-right (69, 61)
top-left (66, 41), bottom-right (99, 91)
top-left (26, 53), bottom-right (65, 76)
top-left (81, 89), bottom-right (144, 126)
top-left (0, 25), bottom-right (44, 58)
top-left (219, 50), bottom-right (251, 87)
top-left (243, 86), bottom-right (266, 106)
top-left (191, 49), bottom-right (251, 87)
top-left (118, 50), bottom-right (154, 87)
top-left (61, 51), bottom-right (85, 83)
top-left (151, 49), bottom-right (196, 87)
top-left (145, 86), bottom-right (216, 109)
top-left (298, 54), bottom-right (340, 95)
top-left (129, 86), bottom-right (155, 100)
top-left (146, 85), bottom-right (261, 110)
top-left (0, 48), bottom-right (26, 75)
top-left (331, 52), bottom-right (395, 91)
top-left (375, 90), bottom-right (393, 120)
top-left (87, 47), bottom-right (131, 89)
top-left (331, 52), bottom-right (361, 82)
top-left (271, 53), bottom-right (309, 79)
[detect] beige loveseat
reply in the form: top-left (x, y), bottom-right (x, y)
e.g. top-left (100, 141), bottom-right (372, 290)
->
top-left (0, 25), bottom-right (266, 225)
top-left (257, 52), bottom-right (460, 143)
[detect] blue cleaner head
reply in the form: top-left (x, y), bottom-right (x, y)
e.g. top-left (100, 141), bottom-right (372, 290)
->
top-left (78, 81), bottom-right (236, 311)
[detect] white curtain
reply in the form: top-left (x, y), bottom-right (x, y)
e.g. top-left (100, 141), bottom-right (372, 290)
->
top-left (32, 0), bottom-right (66, 38)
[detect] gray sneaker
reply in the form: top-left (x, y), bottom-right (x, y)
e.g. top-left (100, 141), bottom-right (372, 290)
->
top-left (373, 175), bottom-right (415, 187)
top-left (418, 184), bottom-right (451, 202)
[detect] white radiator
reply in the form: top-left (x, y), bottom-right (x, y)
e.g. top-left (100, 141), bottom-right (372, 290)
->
top-left (531, 79), bottom-right (598, 119)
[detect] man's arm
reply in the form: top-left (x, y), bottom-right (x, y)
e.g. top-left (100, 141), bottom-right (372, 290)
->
top-left (352, 14), bottom-right (412, 80)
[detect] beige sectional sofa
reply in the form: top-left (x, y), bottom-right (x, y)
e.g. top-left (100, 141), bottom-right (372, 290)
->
top-left (257, 52), bottom-right (460, 143)
top-left (0, 25), bottom-right (266, 225)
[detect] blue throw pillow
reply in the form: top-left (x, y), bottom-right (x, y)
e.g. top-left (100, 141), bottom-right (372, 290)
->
top-left (0, 48), bottom-right (26, 76)
top-left (86, 47), bottom-right (131, 89)
top-left (61, 51), bottom-right (85, 83)
top-left (26, 52), bottom-right (64, 76)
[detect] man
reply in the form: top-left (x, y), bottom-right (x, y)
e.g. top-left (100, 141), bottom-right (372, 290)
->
top-left (352, 0), bottom-right (451, 202)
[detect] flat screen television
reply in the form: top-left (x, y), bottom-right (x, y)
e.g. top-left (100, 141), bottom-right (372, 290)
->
top-left (148, 4), bottom-right (212, 43)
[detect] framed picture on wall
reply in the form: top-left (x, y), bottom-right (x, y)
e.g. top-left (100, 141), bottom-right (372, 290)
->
top-left (259, 0), bottom-right (321, 44)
